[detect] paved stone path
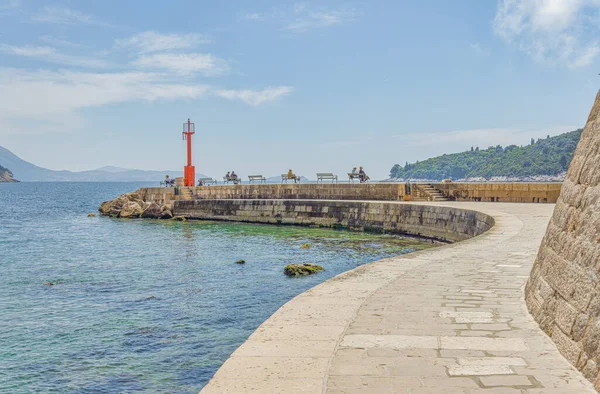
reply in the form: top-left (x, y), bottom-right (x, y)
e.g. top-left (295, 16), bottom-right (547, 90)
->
top-left (201, 202), bottom-right (596, 394)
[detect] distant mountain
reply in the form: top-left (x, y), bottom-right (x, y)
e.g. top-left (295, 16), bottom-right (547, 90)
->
top-left (0, 145), bottom-right (205, 182)
top-left (390, 129), bottom-right (583, 181)
top-left (0, 164), bottom-right (18, 182)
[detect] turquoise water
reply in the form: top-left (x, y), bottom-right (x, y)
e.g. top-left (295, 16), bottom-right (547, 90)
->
top-left (0, 182), bottom-right (434, 393)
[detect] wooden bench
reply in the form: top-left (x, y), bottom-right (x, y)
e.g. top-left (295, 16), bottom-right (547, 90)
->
top-left (223, 176), bottom-right (241, 185)
top-left (281, 174), bottom-right (300, 183)
top-left (317, 173), bottom-right (338, 183)
top-left (248, 175), bottom-right (266, 184)
top-left (198, 177), bottom-right (217, 185)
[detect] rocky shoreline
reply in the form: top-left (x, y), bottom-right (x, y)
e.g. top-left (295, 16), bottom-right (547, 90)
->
top-left (0, 167), bottom-right (18, 182)
top-left (98, 192), bottom-right (173, 219)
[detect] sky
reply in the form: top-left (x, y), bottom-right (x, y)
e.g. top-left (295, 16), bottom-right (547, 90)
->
top-left (0, 0), bottom-right (599, 180)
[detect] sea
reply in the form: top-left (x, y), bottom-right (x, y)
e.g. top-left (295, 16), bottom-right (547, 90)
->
top-left (0, 182), bottom-right (435, 394)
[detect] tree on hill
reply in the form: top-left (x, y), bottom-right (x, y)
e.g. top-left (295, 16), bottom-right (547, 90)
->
top-left (390, 129), bottom-right (582, 180)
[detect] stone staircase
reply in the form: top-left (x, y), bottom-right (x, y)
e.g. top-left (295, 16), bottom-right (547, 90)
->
top-left (414, 183), bottom-right (448, 202)
top-left (178, 187), bottom-right (194, 201)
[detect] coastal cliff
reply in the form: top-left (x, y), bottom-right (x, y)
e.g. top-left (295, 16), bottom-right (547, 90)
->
top-left (525, 90), bottom-right (600, 389)
top-left (0, 165), bottom-right (18, 182)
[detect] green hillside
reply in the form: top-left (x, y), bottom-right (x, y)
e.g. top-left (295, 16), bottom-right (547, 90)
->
top-left (390, 129), bottom-right (582, 180)
top-left (0, 164), bottom-right (17, 182)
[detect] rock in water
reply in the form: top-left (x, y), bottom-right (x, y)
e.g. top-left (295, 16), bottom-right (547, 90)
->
top-left (171, 215), bottom-right (187, 221)
top-left (99, 195), bottom-right (129, 216)
top-left (141, 202), bottom-right (162, 218)
top-left (235, 259), bottom-right (246, 264)
top-left (87, 213), bottom-right (96, 217)
top-left (300, 243), bottom-right (311, 249)
top-left (119, 201), bottom-right (143, 218)
top-left (283, 263), bottom-right (324, 277)
top-left (160, 210), bottom-right (174, 219)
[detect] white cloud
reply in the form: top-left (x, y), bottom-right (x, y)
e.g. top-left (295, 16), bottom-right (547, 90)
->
top-left (242, 12), bottom-right (265, 21)
top-left (0, 68), bottom-right (210, 120)
top-left (115, 31), bottom-right (211, 54)
top-left (215, 86), bottom-right (294, 106)
top-left (0, 44), bottom-right (109, 68)
top-left (0, 68), bottom-right (294, 134)
top-left (494, 0), bottom-right (600, 68)
top-left (243, 4), bottom-right (357, 32)
top-left (32, 6), bottom-right (98, 25)
top-left (132, 53), bottom-right (228, 76)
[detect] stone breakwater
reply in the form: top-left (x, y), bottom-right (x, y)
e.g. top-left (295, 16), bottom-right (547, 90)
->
top-left (525, 90), bottom-right (600, 389)
top-left (174, 199), bottom-right (494, 243)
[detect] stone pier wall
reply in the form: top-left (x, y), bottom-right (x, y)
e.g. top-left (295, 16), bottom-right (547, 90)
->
top-left (174, 199), bottom-right (494, 242)
top-left (525, 90), bottom-right (600, 389)
top-left (435, 182), bottom-right (562, 203)
top-left (138, 182), bottom-right (562, 206)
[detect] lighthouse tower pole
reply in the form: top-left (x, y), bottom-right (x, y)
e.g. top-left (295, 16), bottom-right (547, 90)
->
top-left (182, 118), bottom-right (195, 186)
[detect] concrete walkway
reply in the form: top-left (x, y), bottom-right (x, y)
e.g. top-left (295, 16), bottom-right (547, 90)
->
top-left (200, 202), bottom-right (595, 394)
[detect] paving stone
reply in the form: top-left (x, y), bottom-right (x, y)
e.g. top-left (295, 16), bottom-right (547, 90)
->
top-left (440, 337), bottom-right (528, 351)
top-left (457, 357), bottom-right (527, 366)
top-left (480, 375), bottom-right (533, 387)
top-left (447, 365), bottom-right (514, 376)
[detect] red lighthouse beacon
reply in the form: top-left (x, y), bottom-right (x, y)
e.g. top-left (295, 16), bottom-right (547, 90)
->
top-left (182, 118), bottom-right (195, 186)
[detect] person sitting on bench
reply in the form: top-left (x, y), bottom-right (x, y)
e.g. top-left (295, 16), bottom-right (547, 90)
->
top-left (197, 179), bottom-right (204, 186)
top-left (165, 175), bottom-right (174, 187)
top-left (359, 166), bottom-right (369, 183)
top-left (225, 171), bottom-right (230, 179)
top-left (287, 169), bottom-right (299, 183)
top-left (231, 171), bottom-right (238, 180)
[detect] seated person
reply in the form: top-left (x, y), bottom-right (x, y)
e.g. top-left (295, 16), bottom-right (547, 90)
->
top-left (359, 166), bottom-right (369, 183)
top-left (287, 169), bottom-right (299, 183)
top-left (351, 167), bottom-right (358, 176)
top-left (231, 171), bottom-right (238, 179)
top-left (197, 179), bottom-right (204, 186)
top-left (225, 171), bottom-right (230, 180)
top-left (165, 175), bottom-right (173, 187)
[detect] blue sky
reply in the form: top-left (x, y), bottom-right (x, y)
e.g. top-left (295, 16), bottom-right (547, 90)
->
top-left (0, 0), bottom-right (599, 179)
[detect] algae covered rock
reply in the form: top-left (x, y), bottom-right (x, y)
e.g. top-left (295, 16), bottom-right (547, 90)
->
top-left (141, 202), bottom-right (162, 218)
top-left (235, 259), bottom-right (246, 264)
top-left (87, 213), bottom-right (96, 217)
top-left (118, 201), bottom-right (143, 218)
top-left (171, 215), bottom-right (187, 221)
top-left (284, 263), bottom-right (324, 277)
top-left (300, 243), bottom-right (311, 250)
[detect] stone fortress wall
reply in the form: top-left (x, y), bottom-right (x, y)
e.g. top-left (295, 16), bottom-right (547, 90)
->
top-left (525, 90), bottom-right (600, 389)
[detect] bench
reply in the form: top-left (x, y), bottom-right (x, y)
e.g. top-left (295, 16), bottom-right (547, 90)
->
top-left (317, 173), bottom-right (338, 183)
top-left (348, 173), bottom-right (360, 182)
top-left (248, 175), bottom-right (266, 184)
top-left (281, 174), bottom-right (300, 183)
top-left (348, 173), bottom-right (369, 183)
top-left (223, 176), bottom-right (241, 185)
top-left (198, 177), bottom-right (217, 186)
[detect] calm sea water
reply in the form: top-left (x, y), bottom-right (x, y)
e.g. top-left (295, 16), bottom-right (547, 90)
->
top-left (0, 182), bottom-right (434, 394)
